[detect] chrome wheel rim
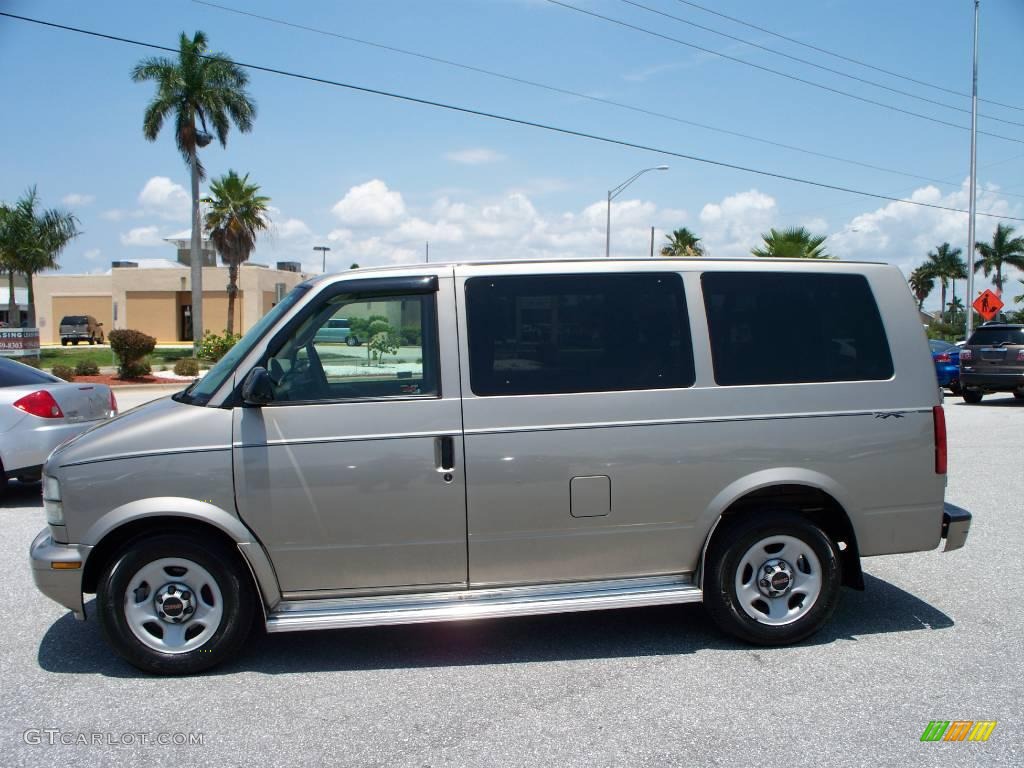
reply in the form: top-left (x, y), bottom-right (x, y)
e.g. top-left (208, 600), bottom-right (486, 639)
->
top-left (734, 535), bottom-right (822, 626)
top-left (123, 557), bottom-right (224, 654)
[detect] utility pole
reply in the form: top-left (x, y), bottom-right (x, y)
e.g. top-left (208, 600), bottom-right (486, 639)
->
top-left (650, 226), bottom-right (655, 257)
top-left (426, 241), bottom-right (430, 263)
top-left (965, 0), bottom-right (980, 338)
top-left (605, 165), bottom-right (669, 257)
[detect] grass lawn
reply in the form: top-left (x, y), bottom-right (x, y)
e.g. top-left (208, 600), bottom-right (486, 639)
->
top-left (39, 346), bottom-right (198, 370)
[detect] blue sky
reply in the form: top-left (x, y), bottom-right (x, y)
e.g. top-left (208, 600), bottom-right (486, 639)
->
top-left (2, 0), bottom-right (1023, 310)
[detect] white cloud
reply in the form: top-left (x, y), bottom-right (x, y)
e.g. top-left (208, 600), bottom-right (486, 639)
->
top-left (138, 176), bottom-right (190, 221)
top-left (120, 226), bottom-right (165, 247)
top-left (699, 189), bottom-right (778, 257)
top-left (392, 217), bottom-right (464, 244)
top-left (83, 248), bottom-right (101, 261)
top-left (332, 180), bottom-right (406, 226)
top-left (62, 193), bottom-right (94, 206)
top-left (445, 148), bottom-right (505, 165)
top-left (275, 218), bottom-right (311, 240)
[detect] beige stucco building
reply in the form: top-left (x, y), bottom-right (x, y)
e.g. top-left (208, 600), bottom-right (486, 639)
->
top-left (34, 260), bottom-right (309, 344)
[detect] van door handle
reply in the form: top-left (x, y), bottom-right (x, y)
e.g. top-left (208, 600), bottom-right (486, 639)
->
top-left (437, 436), bottom-right (455, 472)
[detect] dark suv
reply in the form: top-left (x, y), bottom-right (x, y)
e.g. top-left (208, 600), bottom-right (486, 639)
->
top-left (959, 323), bottom-right (1024, 403)
top-left (59, 315), bottom-right (104, 346)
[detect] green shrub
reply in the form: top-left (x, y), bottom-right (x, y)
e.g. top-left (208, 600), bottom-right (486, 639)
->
top-left (20, 357), bottom-right (42, 368)
top-left (120, 360), bottom-right (152, 379)
top-left (173, 357), bottom-right (200, 377)
top-left (198, 330), bottom-right (241, 362)
top-left (74, 359), bottom-right (100, 376)
top-left (109, 329), bottom-right (156, 378)
top-left (51, 364), bottom-right (76, 381)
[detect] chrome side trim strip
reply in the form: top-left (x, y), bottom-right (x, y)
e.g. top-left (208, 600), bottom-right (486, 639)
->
top-left (59, 445), bottom-right (231, 468)
top-left (235, 408), bottom-right (928, 449)
top-left (266, 575), bottom-right (701, 633)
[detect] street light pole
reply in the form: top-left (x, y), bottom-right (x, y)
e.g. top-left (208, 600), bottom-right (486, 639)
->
top-left (605, 165), bottom-right (669, 258)
top-left (313, 245), bottom-right (331, 273)
top-left (965, 0), bottom-right (980, 338)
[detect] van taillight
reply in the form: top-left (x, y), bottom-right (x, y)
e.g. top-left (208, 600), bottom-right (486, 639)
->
top-left (933, 405), bottom-right (947, 475)
top-left (960, 349), bottom-right (973, 361)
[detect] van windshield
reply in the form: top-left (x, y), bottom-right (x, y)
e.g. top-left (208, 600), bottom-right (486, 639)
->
top-left (175, 284), bottom-right (311, 406)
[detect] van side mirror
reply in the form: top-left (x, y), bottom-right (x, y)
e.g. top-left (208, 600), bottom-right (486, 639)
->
top-left (242, 367), bottom-right (275, 406)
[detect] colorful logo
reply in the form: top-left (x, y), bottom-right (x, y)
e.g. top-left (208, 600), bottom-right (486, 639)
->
top-left (920, 721), bottom-right (997, 742)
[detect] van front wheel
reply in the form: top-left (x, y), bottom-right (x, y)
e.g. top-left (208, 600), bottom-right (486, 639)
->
top-left (97, 534), bottom-right (255, 675)
top-left (704, 512), bottom-right (841, 646)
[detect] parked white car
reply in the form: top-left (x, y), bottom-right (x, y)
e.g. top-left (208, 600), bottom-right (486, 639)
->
top-left (0, 357), bottom-right (117, 485)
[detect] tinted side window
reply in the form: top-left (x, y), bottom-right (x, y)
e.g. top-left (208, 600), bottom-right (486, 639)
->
top-left (701, 272), bottom-right (893, 385)
top-left (0, 357), bottom-right (59, 387)
top-left (466, 273), bottom-right (694, 396)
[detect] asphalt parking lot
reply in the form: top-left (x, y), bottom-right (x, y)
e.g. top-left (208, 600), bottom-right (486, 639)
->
top-left (1, 393), bottom-right (1020, 767)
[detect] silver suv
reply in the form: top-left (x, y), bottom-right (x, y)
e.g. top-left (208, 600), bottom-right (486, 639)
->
top-left (30, 259), bottom-right (971, 674)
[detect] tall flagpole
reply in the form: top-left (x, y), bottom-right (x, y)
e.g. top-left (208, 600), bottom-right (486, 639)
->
top-left (965, 0), bottom-right (980, 338)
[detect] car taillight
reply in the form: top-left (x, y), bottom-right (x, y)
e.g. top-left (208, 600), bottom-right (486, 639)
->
top-left (13, 390), bottom-right (64, 419)
top-left (960, 349), bottom-right (973, 361)
top-left (1017, 350), bottom-right (1024, 361)
top-left (109, 390), bottom-right (118, 415)
top-left (933, 405), bottom-right (947, 475)
top-left (936, 353), bottom-right (950, 362)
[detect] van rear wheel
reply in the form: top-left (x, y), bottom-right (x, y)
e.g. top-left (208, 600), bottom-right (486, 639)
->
top-left (97, 534), bottom-right (255, 675)
top-left (704, 512), bottom-right (841, 645)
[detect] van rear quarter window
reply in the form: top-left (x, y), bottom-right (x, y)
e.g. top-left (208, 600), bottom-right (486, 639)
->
top-left (701, 272), bottom-right (893, 385)
top-left (465, 273), bottom-right (695, 396)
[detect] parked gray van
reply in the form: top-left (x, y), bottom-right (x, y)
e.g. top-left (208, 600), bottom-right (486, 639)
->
top-left (30, 259), bottom-right (971, 674)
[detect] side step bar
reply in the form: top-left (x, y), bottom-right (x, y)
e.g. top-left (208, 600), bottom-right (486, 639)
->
top-left (266, 575), bottom-right (703, 633)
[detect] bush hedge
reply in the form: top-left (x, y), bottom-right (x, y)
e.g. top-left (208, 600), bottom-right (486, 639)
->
top-left (173, 357), bottom-right (200, 377)
top-left (198, 330), bottom-right (241, 362)
top-left (74, 359), bottom-right (100, 376)
top-left (51, 364), bottom-right (76, 381)
top-left (108, 329), bottom-right (156, 379)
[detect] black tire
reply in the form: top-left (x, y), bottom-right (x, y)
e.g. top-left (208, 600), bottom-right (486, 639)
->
top-left (97, 533), bottom-right (256, 675)
top-left (1014, 389), bottom-right (1024, 401)
top-left (703, 511), bottom-right (842, 646)
top-left (962, 389), bottom-right (984, 404)
top-left (60, 339), bottom-right (68, 347)
top-left (71, 339), bottom-right (79, 346)
top-left (89, 336), bottom-right (96, 345)
top-left (346, 335), bottom-right (360, 347)
top-left (948, 382), bottom-right (961, 396)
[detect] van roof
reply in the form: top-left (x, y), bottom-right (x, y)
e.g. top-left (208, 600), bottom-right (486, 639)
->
top-left (308, 257), bottom-right (892, 284)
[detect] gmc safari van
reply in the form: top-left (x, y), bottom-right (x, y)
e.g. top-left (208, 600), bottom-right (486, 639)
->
top-left (30, 259), bottom-right (971, 674)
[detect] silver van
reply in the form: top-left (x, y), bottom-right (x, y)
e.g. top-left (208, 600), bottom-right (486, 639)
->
top-left (30, 259), bottom-right (971, 674)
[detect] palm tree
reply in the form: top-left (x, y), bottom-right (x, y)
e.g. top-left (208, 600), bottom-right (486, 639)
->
top-left (946, 296), bottom-right (965, 322)
top-left (974, 223), bottom-right (1024, 294)
top-left (659, 227), bottom-right (706, 257)
top-left (201, 170), bottom-right (270, 335)
top-left (923, 243), bottom-right (965, 316)
top-left (1014, 279), bottom-right (1024, 305)
top-left (908, 265), bottom-right (935, 310)
top-left (0, 188), bottom-right (79, 327)
top-left (751, 227), bottom-right (831, 259)
top-left (132, 31), bottom-right (256, 352)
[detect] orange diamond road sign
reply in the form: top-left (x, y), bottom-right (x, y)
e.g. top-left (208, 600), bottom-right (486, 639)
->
top-left (973, 289), bottom-right (1003, 321)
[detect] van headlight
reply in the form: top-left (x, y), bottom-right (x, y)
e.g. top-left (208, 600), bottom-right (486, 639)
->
top-left (42, 475), bottom-right (63, 526)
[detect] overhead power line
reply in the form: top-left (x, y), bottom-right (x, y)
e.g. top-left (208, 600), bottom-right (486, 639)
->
top-left (670, 0), bottom-right (1024, 113)
top-left (1, 11), bottom-right (1021, 224)
top-left (617, 0), bottom-right (1024, 130)
top-left (543, 0), bottom-right (1024, 145)
top-left (192, 0), bottom-right (1004, 195)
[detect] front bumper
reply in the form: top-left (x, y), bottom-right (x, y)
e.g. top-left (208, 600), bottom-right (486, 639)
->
top-left (941, 503), bottom-right (972, 552)
top-left (959, 371), bottom-right (1024, 391)
top-left (29, 528), bottom-right (90, 620)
